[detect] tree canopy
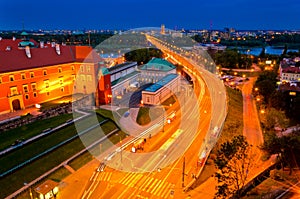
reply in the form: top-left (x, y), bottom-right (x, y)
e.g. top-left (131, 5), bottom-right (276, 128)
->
top-left (214, 135), bottom-right (253, 199)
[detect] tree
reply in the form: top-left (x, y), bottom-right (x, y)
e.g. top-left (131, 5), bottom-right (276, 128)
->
top-left (262, 130), bottom-right (300, 175)
top-left (214, 135), bottom-right (253, 199)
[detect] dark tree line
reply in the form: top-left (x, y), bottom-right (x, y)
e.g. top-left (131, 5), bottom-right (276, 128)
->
top-left (213, 49), bottom-right (253, 69)
top-left (124, 48), bottom-right (163, 65)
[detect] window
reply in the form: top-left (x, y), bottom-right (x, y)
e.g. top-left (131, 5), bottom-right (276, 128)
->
top-left (10, 87), bottom-right (18, 96)
top-left (33, 92), bottom-right (37, 98)
top-left (87, 75), bottom-right (92, 82)
top-left (9, 75), bottom-right (14, 82)
top-left (59, 76), bottom-right (64, 85)
top-left (30, 72), bottom-right (34, 78)
top-left (72, 74), bottom-right (76, 82)
top-left (81, 74), bottom-right (86, 82)
top-left (21, 73), bottom-right (26, 80)
top-left (23, 85), bottom-right (29, 93)
top-left (71, 65), bottom-right (75, 71)
top-left (25, 94), bottom-right (29, 100)
top-left (80, 65), bottom-right (84, 72)
top-left (44, 80), bottom-right (50, 88)
top-left (43, 70), bottom-right (47, 76)
top-left (31, 83), bottom-right (37, 91)
top-left (58, 67), bottom-right (62, 73)
top-left (0, 77), bottom-right (2, 84)
top-left (46, 92), bottom-right (50, 96)
top-left (60, 87), bottom-right (64, 92)
top-left (87, 66), bottom-right (91, 73)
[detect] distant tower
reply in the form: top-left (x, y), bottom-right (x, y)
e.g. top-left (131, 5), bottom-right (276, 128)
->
top-left (161, 24), bottom-right (165, 35)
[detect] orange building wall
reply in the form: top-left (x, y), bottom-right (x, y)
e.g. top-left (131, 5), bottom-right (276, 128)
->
top-left (0, 61), bottom-right (99, 113)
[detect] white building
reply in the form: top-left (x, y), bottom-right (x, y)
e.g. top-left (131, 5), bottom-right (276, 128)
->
top-left (142, 74), bottom-right (180, 105)
top-left (139, 58), bottom-right (176, 84)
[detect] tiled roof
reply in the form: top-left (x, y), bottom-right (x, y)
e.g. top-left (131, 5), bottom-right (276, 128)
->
top-left (0, 38), bottom-right (38, 51)
top-left (0, 45), bottom-right (100, 73)
top-left (282, 66), bottom-right (300, 73)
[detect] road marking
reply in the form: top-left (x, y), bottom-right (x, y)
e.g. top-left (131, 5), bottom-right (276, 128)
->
top-left (148, 178), bottom-right (158, 191)
top-left (141, 177), bottom-right (154, 191)
top-left (161, 183), bottom-right (173, 198)
top-left (150, 179), bottom-right (162, 194)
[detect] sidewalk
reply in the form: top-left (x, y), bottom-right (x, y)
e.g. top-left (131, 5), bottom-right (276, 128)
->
top-left (0, 107), bottom-right (41, 122)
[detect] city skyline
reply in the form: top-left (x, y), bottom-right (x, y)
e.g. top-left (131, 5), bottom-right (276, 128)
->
top-left (1, 0), bottom-right (300, 30)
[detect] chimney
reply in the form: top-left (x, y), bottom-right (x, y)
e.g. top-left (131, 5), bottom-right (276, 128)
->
top-left (40, 41), bottom-right (44, 48)
top-left (55, 44), bottom-right (61, 55)
top-left (25, 46), bottom-right (31, 58)
top-left (12, 37), bottom-right (16, 41)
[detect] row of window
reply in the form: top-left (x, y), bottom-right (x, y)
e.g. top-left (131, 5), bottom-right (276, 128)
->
top-left (0, 65), bottom-right (78, 84)
top-left (23, 87), bottom-right (65, 100)
top-left (0, 64), bottom-right (94, 84)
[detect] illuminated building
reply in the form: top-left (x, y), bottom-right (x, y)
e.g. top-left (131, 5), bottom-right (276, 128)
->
top-left (0, 37), bottom-right (101, 113)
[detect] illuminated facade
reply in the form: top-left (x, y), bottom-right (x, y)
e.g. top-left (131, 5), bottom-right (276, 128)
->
top-left (0, 38), bottom-right (101, 113)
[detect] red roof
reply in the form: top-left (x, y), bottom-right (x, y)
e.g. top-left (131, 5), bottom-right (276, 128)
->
top-left (282, 66), bottom-right (300, 73)
top-left (0, 45), bottom-right (100, 73)
top-left (0, 38), bottom-right (38, 51)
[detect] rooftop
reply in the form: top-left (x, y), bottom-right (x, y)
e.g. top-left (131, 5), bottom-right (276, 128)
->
top-left (144, 73), bottom-right (178, 93)
top-left (282, 66), bottom-right (300, 73)
top-left (140, 58), bottom-right (176, 72)
top-left (34, 179), bottom-right (59, 195)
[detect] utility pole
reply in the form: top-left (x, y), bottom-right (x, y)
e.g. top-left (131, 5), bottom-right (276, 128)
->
top-left (182, 157), bottom-right (185, 187)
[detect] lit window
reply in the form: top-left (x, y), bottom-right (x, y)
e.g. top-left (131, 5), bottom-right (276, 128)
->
top-left (10, 87), bottom-right (18, 96)
top-left (23, 85), bottom-right (29, 93)
top-left (43, 70), bottom-right (47, 76)
top-left (25, 94), bottom-right (29, 100)
top-left (80, 65), bottom-right (84, 72)
top-left (81, 74), bottom-right (86, 82)
top-left (30, 72), bottom-right (34, 78)
top-left (87, 75), bottom-right (92, 82)
top-left (44, 80), bottom-right (50, 88)
top-left (9, 75), bottom-right (14, 82)
top-left (21, 73), bottom-right (26, 80)
top-left (58, 67), bottom-right (62, 73)
top-left (31, 83), bottom-right (37, 91)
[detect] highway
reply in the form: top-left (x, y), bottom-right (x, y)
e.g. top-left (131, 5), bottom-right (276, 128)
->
top-left (73, 34), bottom-right (227, 199)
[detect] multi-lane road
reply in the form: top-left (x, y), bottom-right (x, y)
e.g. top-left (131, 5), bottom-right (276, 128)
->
top-left (58, 33), bottom-right (227, 199)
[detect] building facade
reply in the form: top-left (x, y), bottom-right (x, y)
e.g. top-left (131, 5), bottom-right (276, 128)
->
top-left (0, 38), bottom-right (101, 113)
top-left (142, 74), bottom-right (180, 105)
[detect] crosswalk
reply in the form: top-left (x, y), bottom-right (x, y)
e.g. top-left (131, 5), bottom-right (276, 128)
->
top-left (97, 172), bottom-right (112, 182)
top-left (118, 173), bottom-right (174, 198)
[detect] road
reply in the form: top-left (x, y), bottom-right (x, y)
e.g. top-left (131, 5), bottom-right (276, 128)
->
top-left (58, 34), bottom-right (227, 199)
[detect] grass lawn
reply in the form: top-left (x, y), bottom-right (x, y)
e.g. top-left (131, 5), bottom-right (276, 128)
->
top-left (69, 129), bottom-right (127, 171)
top-left (0, 114), bottom-right (73, 151)
top-left (0, 115), bottom-right (105, 174)
top-left (0, 120), bottom-right (115, 198)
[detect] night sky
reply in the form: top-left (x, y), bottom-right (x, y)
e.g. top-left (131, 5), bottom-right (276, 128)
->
top-left (1, 0), bottom-right (300, 30)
